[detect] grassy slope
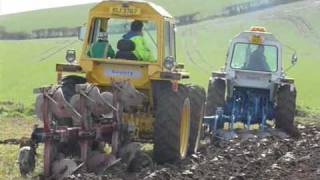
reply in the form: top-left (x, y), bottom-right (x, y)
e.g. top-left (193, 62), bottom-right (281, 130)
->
top-left (0, 38), bottom-right (82, 105)
top-left (177, 1), bottom-right (320, 108)
top-left (0, 1), bottom-right (319, 109)
top-left (0, 0), bottom-right (249, 32)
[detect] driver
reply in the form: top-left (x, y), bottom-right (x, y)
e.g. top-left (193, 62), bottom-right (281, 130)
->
top-left (245, 45), bottom-right (270, 71)
top-left (122, 20), bottom-right (154, 61)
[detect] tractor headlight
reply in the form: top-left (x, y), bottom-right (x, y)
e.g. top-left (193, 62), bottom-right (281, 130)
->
top-left (164, 56), bottom-right (176, 71)
top-left (65, 50), bottom-right (76, 63)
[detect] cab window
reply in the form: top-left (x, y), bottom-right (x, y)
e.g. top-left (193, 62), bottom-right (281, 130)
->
top-left (164, 21), bottom-right (176, 59)
top-left (87, 18), bottom-right (158, 62)
top-left (231, 43), bottom-right (278, 72)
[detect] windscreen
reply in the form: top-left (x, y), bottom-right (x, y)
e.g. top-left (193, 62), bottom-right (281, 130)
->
top-left (231, 43), bottom-right (278, 72)
top-left (87, 18), bottom-right (158, 62)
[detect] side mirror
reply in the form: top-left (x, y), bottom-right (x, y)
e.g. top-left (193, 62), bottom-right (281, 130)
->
top-left (291, 53), bottom-right (298, 65)
top-left (65, 50), bottom-right (76, 64)
top-left (78, 26), bottom-right (86, 41)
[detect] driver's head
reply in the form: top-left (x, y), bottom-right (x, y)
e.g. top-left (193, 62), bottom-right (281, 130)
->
top-left (131, 20), bottom-right (143, 33)
top-left (98, 32), bottom-right (108, 41)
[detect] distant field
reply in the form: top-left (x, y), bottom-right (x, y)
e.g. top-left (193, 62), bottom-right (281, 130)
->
top-left (0, 0), bottom-right (250, 32)
top-left (177, 1), bottom-right (320, 108)
top-left (0, 0), bottom-right (320, 109)
top-left (0, 38), bottom-right (82, 105)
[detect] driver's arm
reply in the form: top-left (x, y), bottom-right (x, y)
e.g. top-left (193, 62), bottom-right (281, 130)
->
top-left (131, 36), bottom-right (154, 61)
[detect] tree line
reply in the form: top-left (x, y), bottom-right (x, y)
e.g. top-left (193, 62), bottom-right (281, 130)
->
top-left (222, 0), bottom-right (301, 16)
top-left (0, 0), bottom-right (302, 40)
top-left (0, 26), bottom-right (81, 40)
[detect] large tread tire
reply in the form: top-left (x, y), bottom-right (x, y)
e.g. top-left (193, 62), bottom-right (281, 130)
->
top-left (205, 78), bottom-right (226, 129)
top-left (275, 84), bottom-right (300, 137)
top-left (61, 75), bottom-right (87, 102)
top-left (187, 85), bottom-right (206, 154)
top-left (154, 84), bottom-right (191, 164)
top-left (58, 75), bottom-right (86, 126)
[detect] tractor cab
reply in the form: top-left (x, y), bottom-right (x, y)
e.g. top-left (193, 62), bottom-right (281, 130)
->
top-left (60, 0), bottom-right (187, 88)
top-left (223, 27), bottom-right (285, 93)
top-left (228, 28), bottom-right (280, 73)
top-left (84, 17), bottom-right (158, 61)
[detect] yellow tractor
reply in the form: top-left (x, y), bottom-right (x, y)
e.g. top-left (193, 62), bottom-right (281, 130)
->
top-left (18, 0), bottom-right (205, 178)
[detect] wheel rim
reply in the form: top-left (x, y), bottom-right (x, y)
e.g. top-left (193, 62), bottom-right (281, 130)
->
top-left (179, 98), bottom-right (190, 158)
top-left (194, 105), bottom-right (204, 152)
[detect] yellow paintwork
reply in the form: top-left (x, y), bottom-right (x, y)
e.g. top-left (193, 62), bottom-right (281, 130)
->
top-left (250, 26), bottom-right (267, 32)
top-left (249, 26), bottom-right (267, 44)
top-left (81, 59), bottom-right (166, 89)
top-left (109, 5), bottom-right (142, 16)
top-left (179, 98), bottom-right (190, 158)
top-left (250, 35), bottom-right (263, 44)
top-left (122, 113), bottom-right (154, 139)
top-left (54, 0), bottom-right (190, 140)
top-left (76, 0), bottom-right (178, 88)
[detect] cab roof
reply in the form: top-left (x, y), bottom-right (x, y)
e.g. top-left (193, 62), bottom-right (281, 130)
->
top-left (232, 31), bottom-right (281, 46)
top-left (90, 0), bottom-right (173, 19)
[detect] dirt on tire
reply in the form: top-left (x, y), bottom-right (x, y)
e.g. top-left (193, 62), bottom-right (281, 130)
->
top-left (187, 85), bottom-right (206, 154)
top-left (275, 84), bottom-right (300, 137)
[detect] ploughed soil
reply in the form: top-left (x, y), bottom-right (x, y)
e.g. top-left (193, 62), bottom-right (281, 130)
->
top-left (67, 124), bottom-right (320, 180)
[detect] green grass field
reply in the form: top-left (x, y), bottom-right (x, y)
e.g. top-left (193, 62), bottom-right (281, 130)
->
top-left (0, 1), bottom-right (320, 179)
top-left (0, 0), bottom-right (250, 32)
top-left (0, 38), bottom-right (82, 105)
top-left (0, 1), bottom-right (320, 109)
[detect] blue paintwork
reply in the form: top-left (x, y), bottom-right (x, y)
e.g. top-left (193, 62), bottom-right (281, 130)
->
top-left (204, 87), bottom-right (274, 133)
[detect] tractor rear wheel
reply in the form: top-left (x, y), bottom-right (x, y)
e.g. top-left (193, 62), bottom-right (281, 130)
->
top-left (187, 85), bottom-right (206, 154)
top-left (154, 84), bottom-right (191, 164)
top-left (61, 75), bottom-right (87, 102)
top-left (275, 84), bottom-right (300, 137)
top-left (57, 75), bottom-right (87, 126)
top-left (205, 78), bottom-right (226, 129)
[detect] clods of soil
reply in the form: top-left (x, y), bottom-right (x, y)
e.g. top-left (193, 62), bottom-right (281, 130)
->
top-left (66, 124), bottom-right (320, 180)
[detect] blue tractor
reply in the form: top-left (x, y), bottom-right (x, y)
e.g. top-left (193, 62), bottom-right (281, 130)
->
top-left (204, 27), bottom-right (300, 138)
